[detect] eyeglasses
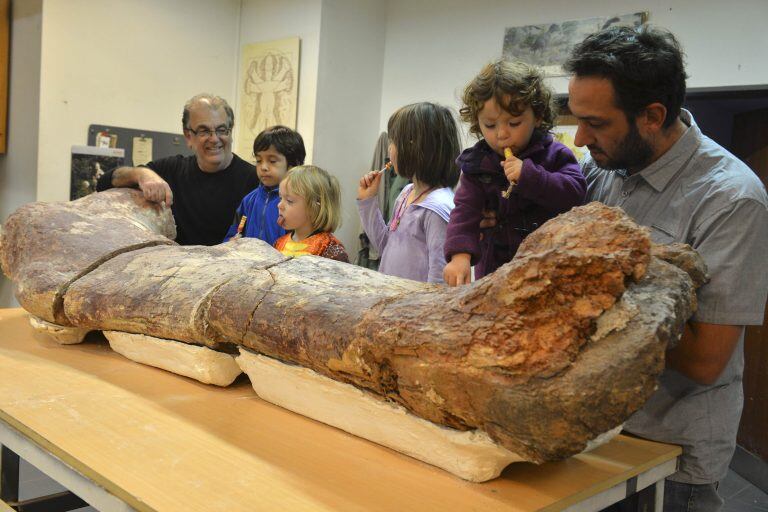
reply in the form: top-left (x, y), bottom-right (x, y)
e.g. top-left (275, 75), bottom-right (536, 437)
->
top-left (187, 126), bottom-right (232, 138)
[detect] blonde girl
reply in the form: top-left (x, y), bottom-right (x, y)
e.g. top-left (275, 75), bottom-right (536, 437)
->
top-left (274, 165), bottom-right (349, 262)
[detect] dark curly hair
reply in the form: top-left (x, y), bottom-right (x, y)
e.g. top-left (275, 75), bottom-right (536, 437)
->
top-left (563, 25), bottom-right (687, 128)
top-left (460, 60), bottom-right (557, 138)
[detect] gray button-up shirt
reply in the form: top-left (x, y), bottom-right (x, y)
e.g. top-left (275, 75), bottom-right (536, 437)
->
top-left (584, 109), bottom-right (768, 484)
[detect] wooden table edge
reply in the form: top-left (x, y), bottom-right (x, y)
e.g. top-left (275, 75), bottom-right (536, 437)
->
top-left (0, 408), bottom-right (152, 512)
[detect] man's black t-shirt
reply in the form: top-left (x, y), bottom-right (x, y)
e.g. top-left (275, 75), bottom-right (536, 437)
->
top-left (97, 154), bottom-right (258, 245)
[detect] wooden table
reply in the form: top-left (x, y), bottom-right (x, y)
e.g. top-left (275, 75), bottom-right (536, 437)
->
top-left (0, 308), bottom-right (680, 511)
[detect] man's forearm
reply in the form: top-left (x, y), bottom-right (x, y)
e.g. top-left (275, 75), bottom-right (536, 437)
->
top-left (110, 166), bottom-right (154, 188)
top-left (666, 321), bottom-right (741, 385)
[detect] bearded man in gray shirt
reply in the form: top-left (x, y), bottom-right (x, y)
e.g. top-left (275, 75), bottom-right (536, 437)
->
top-left (564, 26), bottom-right (768, 512)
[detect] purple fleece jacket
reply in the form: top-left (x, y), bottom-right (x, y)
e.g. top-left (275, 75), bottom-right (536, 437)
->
top-left (358, 184), bottom-right (454, 283)
top-left (444, 132), bottom-right (585, 279)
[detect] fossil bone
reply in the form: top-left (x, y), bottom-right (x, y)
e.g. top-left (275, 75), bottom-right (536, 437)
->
top-left (1, 189), bottom-right (703, 471)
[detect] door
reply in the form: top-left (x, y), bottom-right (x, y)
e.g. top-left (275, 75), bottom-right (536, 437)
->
top-left (731, 106), bottom-right (768, 464)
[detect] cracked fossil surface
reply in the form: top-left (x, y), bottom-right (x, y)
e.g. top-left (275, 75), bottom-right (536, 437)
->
top-left (0, 188), bottom-right (704, 465)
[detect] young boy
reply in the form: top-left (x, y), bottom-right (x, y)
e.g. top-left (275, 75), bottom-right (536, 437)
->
top-left (223, 125), bottom-right (306, 244)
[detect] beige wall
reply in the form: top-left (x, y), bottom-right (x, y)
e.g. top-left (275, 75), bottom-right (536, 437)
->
top-left (379, 0), bottom-right (768, 134)
top-left (311, 0), bottom-right (386, 254)
top-left (237, 0), bottom-right (387, 253)
top-left (237, 0), bottom-right (323, 164)
top-left (36, 0), bottom-right (242, 202)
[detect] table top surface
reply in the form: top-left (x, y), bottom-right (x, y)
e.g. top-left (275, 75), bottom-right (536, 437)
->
top-left (0, 308), bottom-right (680, 512)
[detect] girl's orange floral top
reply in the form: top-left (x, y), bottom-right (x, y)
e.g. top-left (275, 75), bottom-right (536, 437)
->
top-left (273, 232), bottom-right (349, 262)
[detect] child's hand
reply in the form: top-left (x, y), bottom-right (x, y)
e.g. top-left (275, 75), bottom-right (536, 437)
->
top-left (503, 152), bottom-right (523, 185)
top-left (443, 253), bottom-right (472, 286)
top-left (357, 170), bottom-right (383, 200)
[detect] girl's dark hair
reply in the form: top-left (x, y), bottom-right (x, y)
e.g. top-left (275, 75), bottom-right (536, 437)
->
top-left (460, 60), bottom-right (557, 138)
top-left (563, 26), bottom-right (687, 128)
top-left (253, 125), bottom-right (306, 167)
top-left (387, 102), bottom-right (460, 188)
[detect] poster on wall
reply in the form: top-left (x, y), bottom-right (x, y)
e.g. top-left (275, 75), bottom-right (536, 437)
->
top-left (235, 36), bottom-right (301, 162)
top-left (552, 117), bottom-right (585, 162)
top-left (70, 145), bottom-right (124, 200)
top-left (502, 12), bottom-right (648, 76)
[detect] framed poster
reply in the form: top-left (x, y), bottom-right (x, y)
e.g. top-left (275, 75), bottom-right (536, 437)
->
top-left (502, 12), bottom-right (648, 77)
top-left (235, 36), bottom-right (300, 161)
top-left (552, 115), bottom-right (585, 162)
top-left (70, 146), bottom-right (124, 200)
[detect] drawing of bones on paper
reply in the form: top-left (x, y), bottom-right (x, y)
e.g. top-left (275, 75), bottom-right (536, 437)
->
top-left (236, 37), bottom-right (300, 160)
top-left (502, 12), bottom-right (647, 77)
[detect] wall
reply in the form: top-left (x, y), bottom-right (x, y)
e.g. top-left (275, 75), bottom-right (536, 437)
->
top-left (237, 0), bottom-right (386, 252)
top-left (0, 0), bottom-right (42, 308)
top-left (312, 0), bottom-right (386, 252)
top-left (237, 0), bottom-right (322, 163)
top-left (4, 0), bottom-right (768, 280)
top-left (36, 0), bottom-right (242, 202)
top-left (379, 0), bottom-right (768, 136)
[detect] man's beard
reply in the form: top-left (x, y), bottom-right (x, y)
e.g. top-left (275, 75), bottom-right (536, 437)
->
top-left (592, 122), bottom-right (654, 174)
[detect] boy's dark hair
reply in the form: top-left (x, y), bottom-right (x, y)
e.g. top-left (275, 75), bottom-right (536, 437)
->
top-left (387, 102), bottom-right (460, 189)
top-left (253, 125), bottom-right (306, 167)
top-left (460, 60), bottom-right (556, 138)
top-left (563, 26), bottom-right (687, 128)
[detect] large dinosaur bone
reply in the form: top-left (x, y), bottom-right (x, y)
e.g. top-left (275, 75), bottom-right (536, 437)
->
top-left (0, 189), bottom-right (702, 472)
top-left (0, 190), bottom-right (175, 324)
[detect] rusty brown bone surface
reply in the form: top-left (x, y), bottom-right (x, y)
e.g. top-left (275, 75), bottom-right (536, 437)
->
top-left (0, 189), bottom-right (703, 463)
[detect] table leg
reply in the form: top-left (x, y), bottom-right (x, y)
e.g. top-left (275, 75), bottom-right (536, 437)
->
top-left (654, 479), bottom-right (665, 511)
top-left (0, 445), bottom-right (20, 505)
top-left (597, 478), bottom-right (660, 511)
top-left (1, 445), bottom-right (89, 512)
top-left (634, 482), bottom-right (657, 511)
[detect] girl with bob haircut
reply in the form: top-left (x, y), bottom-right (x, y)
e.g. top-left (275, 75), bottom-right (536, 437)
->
top-left (443, 60), bottom-right (586, 285)
top-left (357, 102), bottom-right (461, 283)
top-left (273, 165), bottom-right (349, 262)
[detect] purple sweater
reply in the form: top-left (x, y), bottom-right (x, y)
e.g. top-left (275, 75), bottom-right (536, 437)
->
top-left (444, 133), bottom-right (585, 279)
top-left (357, 184), bottom-right (454, 283)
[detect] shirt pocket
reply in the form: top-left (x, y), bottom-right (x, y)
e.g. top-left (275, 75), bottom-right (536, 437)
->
top-left (649, 222), bottom-right (678, 244)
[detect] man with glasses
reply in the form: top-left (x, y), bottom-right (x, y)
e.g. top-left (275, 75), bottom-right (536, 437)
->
top-left (97, 93), bottom-right (258, 245)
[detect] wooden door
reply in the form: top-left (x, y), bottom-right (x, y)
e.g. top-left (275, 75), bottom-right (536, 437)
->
top-left (731, 106), bottom-right (768, 463)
